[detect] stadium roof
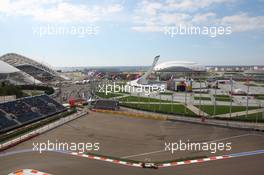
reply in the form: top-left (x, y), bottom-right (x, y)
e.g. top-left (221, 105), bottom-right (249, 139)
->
top-left (0, 53), bottom-right (68, 80)
top-left (154, 61), bottom-right (205, 72)
top-left (0, 60), bottom-right (20, 74)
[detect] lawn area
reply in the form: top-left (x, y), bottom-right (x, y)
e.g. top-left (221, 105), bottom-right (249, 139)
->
top-left (214, 95), bottom-right (232, 101)
top-left (215, 112), bottom-right (264, 123)
top-left (194, 96), bottom-right (211, 101)
top-left (95, 92), bottom-right (123, 98)
top-left (160, 92), bottom-right (174, 95)
top-left (197, 105), bottom-right (259, 115)
top-left (121, 103), bottom-right (196, 116)
top-left (193, 90), bottom-right (209, 94)
top-left (119, 96), bottom-right (170, 103)
top-left (255, 95), bottom-right (264, 100)
top-left (236, 113), bottom-right (263, 121)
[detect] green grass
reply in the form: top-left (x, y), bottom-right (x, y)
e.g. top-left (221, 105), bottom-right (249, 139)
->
top-left (214, 95), bottom-right (232, 101)
top-left (235, 113), bottom-right (263, 122)
top-left (119, 96), bottom-right (169, 103)
top-left (215, 112), bottom-right (264, 123)
top-left (194, 96), bottom-right (211, 101)
top-left (197, 105), bottom-right (259, 115)
top-left (121, 103), bottom-right (196, 116)
top-left (121, 103), bottom-right (263, 122)
top-left (0, 84), bottom-right (28, 98)
top-left (255, 95), bottom-right (264, 100)
top-left (96, 92), bottom-right (123, 98)
top-left (215, 95), bottom-right (230, 98)
top-left (159, 92), bottom-right (174, 95)
top-left (193, 91), bottom-right (209, 94)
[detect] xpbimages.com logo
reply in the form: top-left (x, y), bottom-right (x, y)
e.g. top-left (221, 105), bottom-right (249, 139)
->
top-left (98, 82), bottom-right (166, 95)
top-left (165, 140), bottom-right (232, 154)
top-left (32, 25), bottom-right (99, 38)
top-left (32, 140), bottom-right (100, 153)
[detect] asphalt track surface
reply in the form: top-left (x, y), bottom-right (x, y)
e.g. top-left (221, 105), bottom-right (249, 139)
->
top-left (1, 112), bottom-right (264, 174)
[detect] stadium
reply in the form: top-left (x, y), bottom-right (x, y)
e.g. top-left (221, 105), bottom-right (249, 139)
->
top-left (0, 53), bottom-right (67, 84)
top-left (0, 60), bottom-right (41, 85)
top-left (0, 53), bottom-right (264, 175)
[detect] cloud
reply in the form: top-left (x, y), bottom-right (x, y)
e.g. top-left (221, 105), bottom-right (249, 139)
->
top-left (0, 0), bottom-right (123, 23)
top-left (132, 0), bottom-right (264, 33)
top-left (220, 13), bottom-right (264, 32)
top-left (165, 0), bottom-right (233, 12)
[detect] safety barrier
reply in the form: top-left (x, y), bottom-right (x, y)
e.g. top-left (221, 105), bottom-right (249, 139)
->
top-left (0, 111), bottom-right (87, 152)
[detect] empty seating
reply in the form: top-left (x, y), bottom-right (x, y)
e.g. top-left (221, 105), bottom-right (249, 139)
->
top-left (93, 99), bottom-right (120, 110)
top-left (0, 111), bottom-right (18, 131)
top-left (40, 95), bottom-right (65, 111)
top-left (23, 97), bottom-right (55, 115)
top-left (0, 95), bottom-right (66, 133)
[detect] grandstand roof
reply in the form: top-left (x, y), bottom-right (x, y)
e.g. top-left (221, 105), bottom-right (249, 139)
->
top-left (0, 53), bottom-right (67, 80)
top-left (0, 60), bottom-right (42, 85)
top-left (154, 61), bottom-right (205, 72)
top-left (0, 60), bottom-right (20, 74)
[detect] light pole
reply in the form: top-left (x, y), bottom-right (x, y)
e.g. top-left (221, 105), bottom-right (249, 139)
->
top-left (246, 78), bottom-right (250, 118)
top-left (159, 92), bottom-right (161, 111)
top-left (199, 80), bottom-right (202, 117)
top-left (229, 76), bottom-right (233, 118)
top-left (171, 93), bottom-right (173, 114)
top-left (184, 85), bottom-right (187, 115)
top-left (213, 80), bottom-right (217, 117)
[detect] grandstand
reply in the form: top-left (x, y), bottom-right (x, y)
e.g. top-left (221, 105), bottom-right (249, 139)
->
top-left (0, 60), bottom-right (41, 85)
top-left (0, 95), bottom-right (66, 133)
top-left (16, 65), bottom-right (54, 81)
top-left (0, 53), bottom-right (68, 83)
top-left (93, 99), bottom-right (120, 110)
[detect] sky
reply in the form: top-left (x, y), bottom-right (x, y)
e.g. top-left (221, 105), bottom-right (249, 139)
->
top-left (0, 0), bottom-right (263, 67)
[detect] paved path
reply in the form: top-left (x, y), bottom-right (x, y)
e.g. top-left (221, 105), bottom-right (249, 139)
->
top-left (216, 108), bottom-right (264, 118)
top-left (186, 104), bottom-right (209, 117)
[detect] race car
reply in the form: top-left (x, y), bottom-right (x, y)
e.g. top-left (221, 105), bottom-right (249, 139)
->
top-left (141, 162), bottom-right (158, 169)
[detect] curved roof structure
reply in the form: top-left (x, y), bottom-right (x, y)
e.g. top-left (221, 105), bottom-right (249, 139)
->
top-left (0, 60), bottom-right (41, 85)
top-left (154, 61), bottom-right (205, 72)
top-left (0, 53), bottom-right (66, 80)
top-left (0, 60), bottom-right (20, 74)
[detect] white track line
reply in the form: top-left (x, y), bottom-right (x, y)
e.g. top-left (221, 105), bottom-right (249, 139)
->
top-left (205, 133), bottom-right (253, 143)
top-left (121, 149), bottom-right (165, 159)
